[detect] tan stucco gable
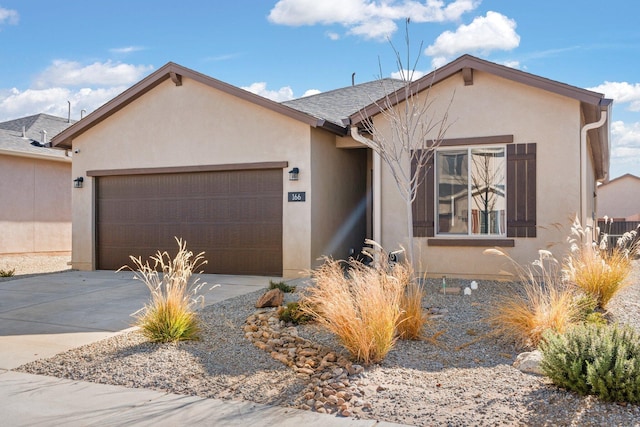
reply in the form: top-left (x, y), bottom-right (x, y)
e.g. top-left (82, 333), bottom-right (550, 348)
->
top-left (349, 54), bottom-right (613, 181)
top-left (52, 62), bottom-right (327, 150)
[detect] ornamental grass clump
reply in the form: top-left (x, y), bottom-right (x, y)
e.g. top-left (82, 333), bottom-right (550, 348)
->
top-left (0, 268), bottom-right (15, 277)
top-left (302, 241), bottom-right (424, 364)
top-left (120, 238), bottom-right (209, 343)
top-left (395, 263), bottom-right (429, 341)
top-left (540, 323), bottom-right (640, 404)
top-left (484, 248), bottom-right (584, 348)
top-left (563, 216), bottom-right (638, 309)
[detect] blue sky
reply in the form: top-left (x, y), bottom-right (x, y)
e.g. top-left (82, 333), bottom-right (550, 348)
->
top-left (1, 1), bottom-right (638, 178)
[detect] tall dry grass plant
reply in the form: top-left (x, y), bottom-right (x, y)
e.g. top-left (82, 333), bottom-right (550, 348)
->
top-left (563, 216), bottom-right (638, 309)
top-left (120, 238), bottom-right (210, 343)
top-left (302, 241), bottom-right (427, 364)
top-left (484, 248), bottom-right (583, 348)
top-left (395, 263), bottom-right (429, 340)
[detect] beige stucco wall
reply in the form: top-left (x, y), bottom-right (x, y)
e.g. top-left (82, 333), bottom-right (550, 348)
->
top-left (0, 154), bottom-right (71, 254)
top-left (598, 175), bottom-right (640, 219)
top-left (360, 70), bottom-right (586, 279)
top-left (310, 128), bottom-right (367, 264)
top-left (69, 77), bottom-right (315, 277)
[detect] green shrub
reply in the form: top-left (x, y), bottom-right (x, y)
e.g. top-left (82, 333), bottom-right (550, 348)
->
top-left (269, 280), bottom-right (296, 293)
top-left (278, 302), bottom-right (312, 325)
top-left (572, 294), bottom-right (607, 325)
top-left (540, 323), bottom-right (640, 404)
top-left (0, 268), bottom-right (15, 277)
top-left (120, 237), bottom-right (209, 343)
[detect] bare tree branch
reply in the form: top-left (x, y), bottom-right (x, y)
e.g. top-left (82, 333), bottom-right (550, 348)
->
top-left (350, 22), bottom-right (454, 266)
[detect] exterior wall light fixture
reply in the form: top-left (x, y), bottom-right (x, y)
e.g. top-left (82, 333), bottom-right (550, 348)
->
top-left (288, 167), bottom-right (299, 181)
top-left (73, 177), bottom-right (84, 188)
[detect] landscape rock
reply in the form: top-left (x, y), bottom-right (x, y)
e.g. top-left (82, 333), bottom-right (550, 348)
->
top-left (513, 350), bottom-right (544, 375)
top-left (255, 289), bottom-right (284, 308)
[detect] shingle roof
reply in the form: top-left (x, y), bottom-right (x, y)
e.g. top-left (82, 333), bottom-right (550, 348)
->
top-left (282, 78), bottom-right (404, 127)
top-left (0, 114), bottom-right (74, 160)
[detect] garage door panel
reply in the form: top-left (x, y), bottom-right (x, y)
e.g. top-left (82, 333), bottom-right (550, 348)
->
top-left (97, 169), bottom-right (282, 275)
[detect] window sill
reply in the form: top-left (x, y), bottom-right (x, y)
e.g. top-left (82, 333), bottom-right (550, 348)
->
top-left (427, 238), bottom-right (514, 247)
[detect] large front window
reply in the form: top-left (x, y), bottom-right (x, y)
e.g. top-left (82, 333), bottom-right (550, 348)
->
top-left (436, 146), bottom-right (506, 235)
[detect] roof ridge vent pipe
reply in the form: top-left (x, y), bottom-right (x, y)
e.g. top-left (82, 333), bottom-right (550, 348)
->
top-left (580, 110), bottom-right (608, 231)
top-left (67, 100), bottom-right (71, 123)
top-left (41, 130), bottom-right (47, 146)
top-left (22, 126), bottom-right (26, 138)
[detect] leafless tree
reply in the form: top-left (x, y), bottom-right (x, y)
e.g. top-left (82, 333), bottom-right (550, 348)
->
top-left (350, 21), bottom-right (453, 266)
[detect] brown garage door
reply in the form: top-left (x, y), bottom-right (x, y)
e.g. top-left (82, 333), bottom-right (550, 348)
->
top-left (96, 168), bottom-right (282, 276)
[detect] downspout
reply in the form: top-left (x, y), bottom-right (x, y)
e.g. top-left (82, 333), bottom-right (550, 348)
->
top-left (350, 126), bottom-right (382, 244)
top-left (580, 110), bottom-right (607, 230)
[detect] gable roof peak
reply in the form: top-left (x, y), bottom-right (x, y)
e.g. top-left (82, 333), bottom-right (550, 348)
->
top-left (52, 61), bottom-right (324, 149)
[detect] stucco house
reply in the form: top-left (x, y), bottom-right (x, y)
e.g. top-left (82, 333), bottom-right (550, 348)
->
top-left (52, 55), bottom-right (611, 279)
top-left (598, 173), bottom-right (640, 221)
top-left (0, 114), bottom-right (73, 256)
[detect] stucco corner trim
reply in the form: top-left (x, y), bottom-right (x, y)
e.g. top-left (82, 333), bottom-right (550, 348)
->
top-left (427, 238), bottom-right (515, 248)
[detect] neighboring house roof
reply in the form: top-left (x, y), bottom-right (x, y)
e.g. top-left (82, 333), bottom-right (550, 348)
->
top-left (0, 113), bottom-right (73, 162)
top-left (348, 54), bottom-right (613, 181)
top-left (282, 78), bottom-right (404, 128)
top-left (52, 62), bottom-right (334, 149)
top-left (600, 173), bottom-right (640, 186)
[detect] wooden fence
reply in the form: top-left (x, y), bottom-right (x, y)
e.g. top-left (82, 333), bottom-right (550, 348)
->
top-left (597, 220), bottom-right (640, 249)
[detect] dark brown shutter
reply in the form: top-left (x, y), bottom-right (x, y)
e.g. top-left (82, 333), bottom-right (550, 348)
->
top-left (412, 152), bottom-right (435, 237)
top-left (507, 143), bottom-right (537, 237)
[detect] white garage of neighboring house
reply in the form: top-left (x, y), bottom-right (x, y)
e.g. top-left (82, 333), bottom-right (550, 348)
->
top-left (0, 114), bottom-right (74, 258)
top-left (53, 55), bottom-right (611, 279)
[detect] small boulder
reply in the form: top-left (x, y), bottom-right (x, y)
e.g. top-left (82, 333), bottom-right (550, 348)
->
top-left (255, 289), bottom-right (284, 308)
top-left (513, 350), bottom-right (544, 375)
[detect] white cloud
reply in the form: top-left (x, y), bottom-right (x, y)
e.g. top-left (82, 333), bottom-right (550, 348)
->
top-left (302, 89), bottom-right (322, 97)
top-left (268, 0), bottom-right (480, 40)
top-left (502, 60), bottom-right (520, 69)
top-left (391, 69), bottom-right (425, 81)
top-left (33, 60), bottom-right (153, 88)
top-left (0, 7), bottom-right (18, 25)
top-left (587, 81), bottom-right (640, 112)
top-left (109, 46), bottom-right (145, 54)
top-left (0, 60), bottom-right (154, 121)
top-left (425, 11), bottom-right (520, 66)
top-left (609, 120), bottom-right (640, 177)
top-left (326, 31), bottom-right (340, 41)
top-left (0, 86), bottom-right (126, 121)
top-left (241, 82), bottom-right (295, 102)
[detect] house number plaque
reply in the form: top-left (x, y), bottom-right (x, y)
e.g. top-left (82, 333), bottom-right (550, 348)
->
top-left (288, 192), bottom-right (306, 202)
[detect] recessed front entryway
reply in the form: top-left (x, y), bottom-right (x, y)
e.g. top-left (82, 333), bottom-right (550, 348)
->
top-left (95, 168), bottom-right (283, 275)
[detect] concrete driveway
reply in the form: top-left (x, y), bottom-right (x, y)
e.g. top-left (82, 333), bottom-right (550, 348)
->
top-left (0, 270), bottom-right (275, 370)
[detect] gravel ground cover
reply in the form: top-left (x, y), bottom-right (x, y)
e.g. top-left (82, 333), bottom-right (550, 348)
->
top-left (0, 253), bottom-right (71, 281)
top-left (13, 260), bottom-right (640, 426)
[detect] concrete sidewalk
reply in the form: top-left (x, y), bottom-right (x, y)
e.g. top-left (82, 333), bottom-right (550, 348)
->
top-left (0, 271), bottom-right (406, 427)
top-left (0, 371), bottom-right (401, 427)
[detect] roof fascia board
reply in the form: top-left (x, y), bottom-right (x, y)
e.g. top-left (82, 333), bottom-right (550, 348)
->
top-left (0, 147), bottom-right (71, 163)
top-left (350, 54), bottom-right (608, 126)
top-left (316, 119), bottom-right (348, 136)
top-left (52, 62), bottom-right (320, 149)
